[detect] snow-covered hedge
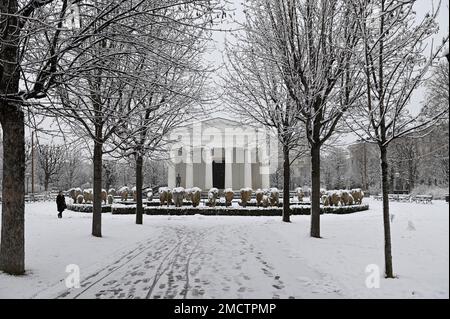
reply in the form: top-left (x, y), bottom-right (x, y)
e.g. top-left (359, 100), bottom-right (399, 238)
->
top-left (143, 204), bottom-right (369, 216)
top-left (67, 204), bottom-right (112, 213)
top-left (70, 202), bottom-right (369, 216)
top-left (111, 205), bottom-right (137, 215)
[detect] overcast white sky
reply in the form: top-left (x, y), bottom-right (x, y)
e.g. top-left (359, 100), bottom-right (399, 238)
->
top-left (32, 0), bottom-right (449, 144)
top-left (206, 0), bottom-right (450, 118)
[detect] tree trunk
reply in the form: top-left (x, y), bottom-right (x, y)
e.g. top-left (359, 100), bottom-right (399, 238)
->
top-left (408, 161), bottom-right (415, 192)
top-left (92, 138), bottom-right (103, 237)
top-left (0, 107), bottom-right (25, 275)
top-left (44, 175), bottom-right (49, 191)
top-left (380, 145), bottom-right (394, 278)
top-left (282, 145), bottom-right (291, 223)
top-left (310, 144), bottom-right (321, 238)
top-left (135, 154), bottom-right (144, 225)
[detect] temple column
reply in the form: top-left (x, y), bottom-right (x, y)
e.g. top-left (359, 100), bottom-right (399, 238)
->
top-left (261, 170), bottom-right (270, 189)
top-left (225, 147), bottom-right (233, 189)
top-left (168, 163), bottom-right (176, 188)
top-left (205, 148), bottom-right (213, 190)
top-left (244, 147), bottom-right (252, 189)
top-left (186, 163), bottom-right (193, 188)
top-left (185, 147), bottom-right (194, 188)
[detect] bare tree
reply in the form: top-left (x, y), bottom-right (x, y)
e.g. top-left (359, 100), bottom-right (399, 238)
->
top-left (348, 0), bottom-right (449, 278)
top-left (389, 137), bottom-right (420, 192)
top-left (108, 3), bottom-right (213, 225)
top-left (144, 158), bottom-right (167, 188)
top-left (63, 149), bottom-right (83, 190)
top-left (225, 31), bottom-right (307, 222)
top-left (233, 0), bottom-right (362, 234)
top-left (37, 144), bottom-right (64, 191)
top-left (423, 60), bottom-right (450, 119)
top-left (321, 147), bottom-right (350, 190)
top-left (0, 0), bottom-right (77, 274)
top-left (0, 0), bottom-right (224, 272)
top-left (43, 0), bottom-right (223, 236)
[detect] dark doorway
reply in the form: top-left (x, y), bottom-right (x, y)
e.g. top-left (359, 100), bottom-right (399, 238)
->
top-left (213, 160), bottom-right (225, 189)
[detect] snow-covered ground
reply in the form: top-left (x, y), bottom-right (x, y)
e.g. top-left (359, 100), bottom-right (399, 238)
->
top-left (0, 198), bottom-right (448, 299)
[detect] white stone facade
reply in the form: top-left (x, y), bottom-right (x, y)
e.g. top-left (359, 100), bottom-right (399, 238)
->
top-left (167, 117), bottom-right (271, 190)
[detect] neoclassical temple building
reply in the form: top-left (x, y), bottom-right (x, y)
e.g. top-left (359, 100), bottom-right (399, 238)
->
top-left (167, 117), bottom-right (272, 190)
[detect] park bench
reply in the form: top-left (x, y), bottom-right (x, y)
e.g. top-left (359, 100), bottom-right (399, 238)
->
top-left (398, 194), bottom-right (411, 202)
top-left (412, 195), bottom-right (433, 204)
top-left (388, 194), bottom-right (399, 201)
top-left (373, 194), bottom-right (411, 202)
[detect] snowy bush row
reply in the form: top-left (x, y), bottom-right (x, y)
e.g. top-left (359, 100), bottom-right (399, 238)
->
top-left (67, 186), bottom-right (154, 204)
top-left (293, 187), bottom-right (365, 205)
top-left (156, 187), bottom-right (282, 208)
top-left (320, 189), bottom-right (365, 206)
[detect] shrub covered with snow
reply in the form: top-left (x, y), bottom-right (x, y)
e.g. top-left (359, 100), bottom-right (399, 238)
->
top-left (83, 188), bottom-right (93, 203)
top-left (262, 195), bottom-right (270, 208)
top-left (321, 194), bottom-right (329, 206)
top-left (240, 188), bottom-right (253, 207)
top-left (255, 189), bottom-right (265, 206)
top-left (108, 188), bottom-right (116, 196)
top-left (172, 187), bottom-right (186, 207)
top-left (208, 188), bottom-right (219, 207)
top-left (128, 186), bottom-right (137, 201)
top-left (295, 187), bottom-right (304, 202)
top-left (224, 188), bottom-right (234, 207)
top-left (326, 190), bottom-right (341, 206)
top-left (351, 188), bottom-right (364, 204)
top-left (68, 188), bottom-right (82, 203)
top-left (339, 190), bottom-right (354, 206)
top-left (190, 187), bottom-right (202, 207)
top-left (101, 189), bottom-right (107, 204)
top-left (76, 194), bottom-right (84, 204)
top-left (159, 187), bottom-right (172, 206)
top-left (269, 188), bottom-right (279, 207)
top-left (107, 194), bottom-right (114, 205)
top-left (118, 186), bottom-right (129, 201)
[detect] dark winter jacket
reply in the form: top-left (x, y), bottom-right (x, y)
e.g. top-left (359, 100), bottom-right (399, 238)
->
top-left (56, 194), bottom-right (67, 213)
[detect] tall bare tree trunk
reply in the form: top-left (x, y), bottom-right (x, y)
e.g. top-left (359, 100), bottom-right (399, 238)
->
top-left (0, 107), bottom-right (25, 275)
top-left (380, 144), bottom-right (394, 278)
top-left (135, 154), bottom-right (143, 225)
top-left (44, 175), bottom-right (49, 191)
top-left (0, 0), bottom-right (25, 275)
top-left (310, 144), bottom-right (321, 238)
top-left (92, 137), bottom-right (103, 237)
top-left (282, 144), bottom-right (291, 222)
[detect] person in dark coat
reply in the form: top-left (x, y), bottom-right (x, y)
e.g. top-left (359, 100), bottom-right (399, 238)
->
top-left (56, 191), bottom-right (67, 218)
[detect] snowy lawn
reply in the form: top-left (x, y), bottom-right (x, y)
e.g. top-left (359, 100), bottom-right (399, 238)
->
top-left (0, 198), bottom-right (448, 299)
